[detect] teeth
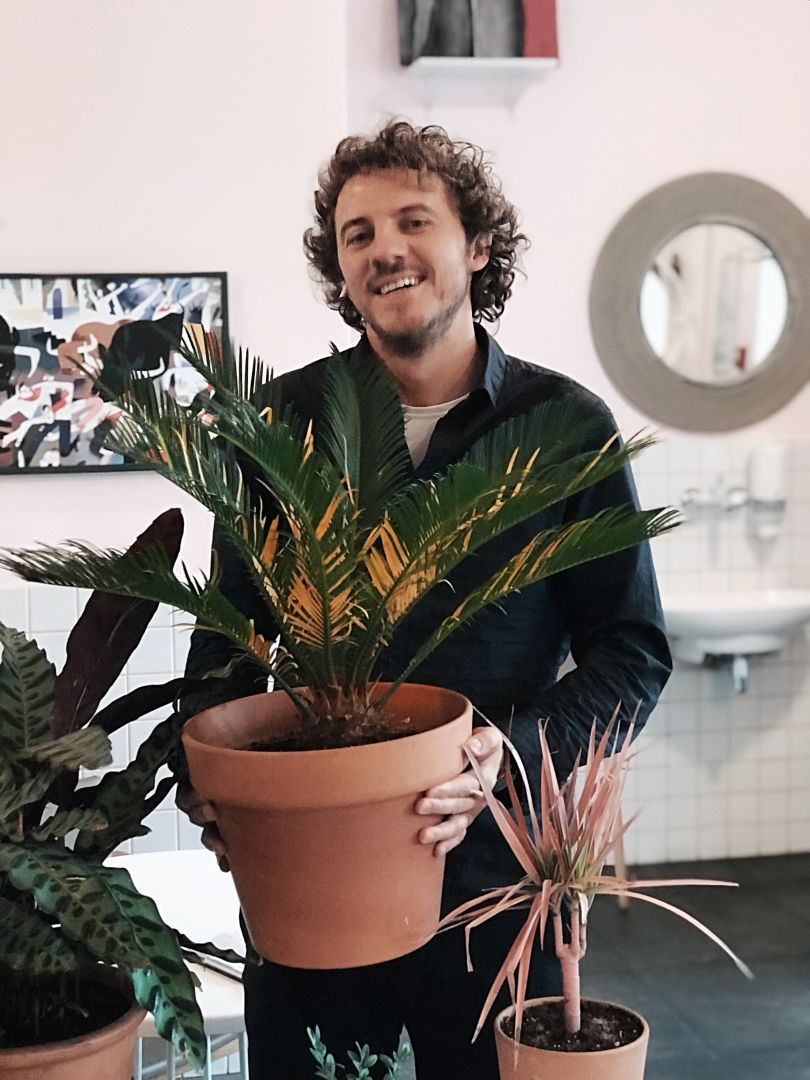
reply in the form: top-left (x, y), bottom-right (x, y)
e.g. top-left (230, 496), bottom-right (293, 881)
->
top-left (378, 276), bottom-right (419, 296)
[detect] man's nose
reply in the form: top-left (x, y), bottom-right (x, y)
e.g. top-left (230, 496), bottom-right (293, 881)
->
top-left (368, 225), bottom-right (408, 268)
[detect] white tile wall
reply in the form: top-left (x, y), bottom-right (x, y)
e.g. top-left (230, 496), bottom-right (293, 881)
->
top-left (2, 436), bottom-right (810, 865)
top-left (624, 435), bottom-right (810, 864)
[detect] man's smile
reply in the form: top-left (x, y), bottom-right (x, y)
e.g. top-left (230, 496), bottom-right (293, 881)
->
top-left (371, 274), bottom-right (426, 296)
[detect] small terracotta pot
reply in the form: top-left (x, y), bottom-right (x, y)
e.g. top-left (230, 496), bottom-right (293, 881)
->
top-left (182, 682), bottom-right (473, 969)
top-left (494, 997), bottom-right (649, 1080)
top-left (0, 969), bottom-right (144, 1080)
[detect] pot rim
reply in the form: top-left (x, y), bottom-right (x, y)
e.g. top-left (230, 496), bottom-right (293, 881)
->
top-left (494, 995), bottom-right (649, 1057)
top-left (182, 681), bottom-right (471, 760)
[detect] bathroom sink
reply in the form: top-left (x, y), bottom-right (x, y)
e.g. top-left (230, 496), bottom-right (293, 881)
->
top-left (662, 588), bottom-right (810, 662)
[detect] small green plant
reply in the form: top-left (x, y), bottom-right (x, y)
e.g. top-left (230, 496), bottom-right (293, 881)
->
top-left (443, 718), bottom-right (753, 1047)
top-left (307, 1025), bottom-right (412, 1080)
top-left (0, 511), bottom-right (239, 1066)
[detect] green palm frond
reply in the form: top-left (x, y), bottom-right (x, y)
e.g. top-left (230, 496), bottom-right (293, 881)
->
top-left (179, 325), bottom-right (273, 408)
top-left (0, 543), bottom-right (317, 721)
top-left (319, 353), bottom-right (412, 527)
top-left (111, 369), bottom-right (363, 682)
top-left (379, 505), bottom-right (679, 703)
top-left (352, 424), bottom-right (657, 683)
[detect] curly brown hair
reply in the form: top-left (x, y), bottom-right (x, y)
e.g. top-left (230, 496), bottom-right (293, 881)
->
top-left (303, 119), bottom-right (529, 331)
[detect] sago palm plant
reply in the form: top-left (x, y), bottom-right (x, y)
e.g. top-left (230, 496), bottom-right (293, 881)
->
top-left (1, 332), bottom-right (678, 745)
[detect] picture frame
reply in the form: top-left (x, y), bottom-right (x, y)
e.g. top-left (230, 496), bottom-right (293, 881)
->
top-left (0, 272), bottom-right (228, 474)
top-left (398, 0), bottom-right (558, 65)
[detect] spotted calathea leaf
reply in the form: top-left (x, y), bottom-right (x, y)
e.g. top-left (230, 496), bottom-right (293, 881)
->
top-left (96, 865), bottom-right (207, 1068)
top-left (0, 895), bottom-right (80, 975)
top-left (0, 762), bottom-right (58, 824)
top-left (73, 715), bottom-right (180, 859)
top-left (0, 624), bottom-right (55, 754)
top-left (19, 726), bottom-right (112, 772)
top-left (0, 843), bottom-right (148, 969)
top-left (30, 807), bottom-right (108, 841)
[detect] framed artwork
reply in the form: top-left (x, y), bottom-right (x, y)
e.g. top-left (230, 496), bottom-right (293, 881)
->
top-left (0, 272), bottom-right (228, 473)
top-left (398, 0), bottom-right (558, 64)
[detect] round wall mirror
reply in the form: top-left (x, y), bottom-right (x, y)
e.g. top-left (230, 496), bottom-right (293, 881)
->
top-left (589, 174), bottom-right (810, 430)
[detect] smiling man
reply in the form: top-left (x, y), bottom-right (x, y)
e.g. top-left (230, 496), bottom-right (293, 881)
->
top-left (180, 120), bottom-right (671, 1080)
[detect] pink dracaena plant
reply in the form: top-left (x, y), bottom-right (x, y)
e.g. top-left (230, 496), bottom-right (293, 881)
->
top-left (441, 717), bottom-right (753, 1047)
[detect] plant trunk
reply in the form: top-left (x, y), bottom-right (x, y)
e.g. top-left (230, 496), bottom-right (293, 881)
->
top-left (553, 905), bottom-right (586, 1035)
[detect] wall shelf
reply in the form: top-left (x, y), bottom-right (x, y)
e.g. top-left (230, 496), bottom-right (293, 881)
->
top-left (404, 56), bottom-right (558, 108)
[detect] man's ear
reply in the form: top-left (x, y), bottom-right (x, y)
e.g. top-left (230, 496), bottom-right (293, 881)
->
top-left (470, 232), bottom-right (492, 272)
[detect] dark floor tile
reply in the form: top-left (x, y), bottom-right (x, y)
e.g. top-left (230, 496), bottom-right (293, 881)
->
top-left (652, 956), bottom-right (810, 1054)
top-left (732, 1044), bottom-right (810, 1080)
top-left (736, 853), bottom-right (810, 887)
top-left (582, 969), bottom-right (712, 1063)
top-left (645, 1058), bottom-right (736, 1080)
top-left (581, 855), bottom-right (810, 1075)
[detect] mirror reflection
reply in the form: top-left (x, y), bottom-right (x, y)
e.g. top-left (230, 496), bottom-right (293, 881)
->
top-left (639, 223), bottom-right (789, 385)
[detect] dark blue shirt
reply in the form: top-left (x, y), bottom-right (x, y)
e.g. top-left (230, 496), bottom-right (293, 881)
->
top-left (185, 325), bottom-right (671, 907)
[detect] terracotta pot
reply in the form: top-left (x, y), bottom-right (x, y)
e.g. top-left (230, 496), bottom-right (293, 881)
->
top-left (182, 681), bottom-right (472, 968)
top-left (0, 968), bottom-right (144, 1080)
top-left (494, 997), bottom-right (649, 1080)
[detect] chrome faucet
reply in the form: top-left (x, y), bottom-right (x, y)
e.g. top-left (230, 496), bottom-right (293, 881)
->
top-left (681, 475), bottom-right (749, 516)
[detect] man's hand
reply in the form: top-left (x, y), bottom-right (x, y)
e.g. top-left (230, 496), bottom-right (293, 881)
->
top-left (415, 726), bottom-right (504, 857)
top-left (176, 781), bottom-right (230, 872)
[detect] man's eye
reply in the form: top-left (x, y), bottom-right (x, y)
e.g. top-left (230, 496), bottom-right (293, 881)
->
top-left (346, 232), bottom-right (369, 247)
top-left (406, 218), bottom-right (427, 229)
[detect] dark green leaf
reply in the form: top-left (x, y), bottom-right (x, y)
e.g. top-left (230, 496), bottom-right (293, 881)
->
top-left (0, 896), bottom-right (80, 974)
top-left (72, 716), bottom-right (179, 858)
top-left (0, 625), bottom-right (55, 754)
top-left (51, 509), bottom-right (184, 738)
top-left (21, 726), bottom-right (112, 771)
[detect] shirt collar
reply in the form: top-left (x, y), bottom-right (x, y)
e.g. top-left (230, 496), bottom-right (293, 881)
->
top-left (349, 323), bottom-right (508, 407)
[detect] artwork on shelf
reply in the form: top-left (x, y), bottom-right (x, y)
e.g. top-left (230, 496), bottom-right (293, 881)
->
top-left (398, 0), bottom-right (558, 64)
top-left (0, 273), bottom-right (227, 473)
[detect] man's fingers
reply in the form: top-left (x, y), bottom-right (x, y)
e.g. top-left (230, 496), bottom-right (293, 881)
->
top-left (415, 793), bottom-right (484, 816)
top-left (176, 782), bottom-right (218, 828)
top-left (201, 821), bottom-right (229, 861)
top-left (201, 823), bottom-right (230, 873)
top-left (419, 815), bottom-right (472, 857)
top-left (419, 775), bottom-right (486, 804)
top-left (466, 727), bottom-right (503, 761)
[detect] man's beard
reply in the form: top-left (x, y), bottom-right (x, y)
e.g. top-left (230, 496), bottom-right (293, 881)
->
top-left (363, 282), bottom-right (468, 358)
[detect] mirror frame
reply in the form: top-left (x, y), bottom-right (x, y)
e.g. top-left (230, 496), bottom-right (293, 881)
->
top-left (589, 173), bottom-right (810, 431)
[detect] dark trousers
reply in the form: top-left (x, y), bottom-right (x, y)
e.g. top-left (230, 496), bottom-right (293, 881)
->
top-left (243, 911), bottom-right (561, 1079)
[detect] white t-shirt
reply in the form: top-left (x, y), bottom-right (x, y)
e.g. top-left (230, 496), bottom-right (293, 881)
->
top-left (402, 394), bottom-right (469, 467)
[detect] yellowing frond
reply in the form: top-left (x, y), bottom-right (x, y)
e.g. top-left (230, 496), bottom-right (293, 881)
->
top-left (302, 420), bottom-right (314, 462)
top-left (247, 621), bottom-right (275, 663)
top-left (315, 491), bottom-right (347, 541)
top-left (260, 517), bottom-right (281, 569)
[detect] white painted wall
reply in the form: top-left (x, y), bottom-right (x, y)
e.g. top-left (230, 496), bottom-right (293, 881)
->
top-left (0, 0), bottom-right (348, 571)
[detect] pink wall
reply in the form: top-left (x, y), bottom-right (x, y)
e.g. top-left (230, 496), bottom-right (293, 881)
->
top-left (346, 0), bottom-right (810, 439)
top-left (0, 0), bottom-right (348, 571)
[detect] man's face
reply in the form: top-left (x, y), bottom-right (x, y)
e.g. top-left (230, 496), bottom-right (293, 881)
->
top-left (334, 168), bottom-right (489, 358)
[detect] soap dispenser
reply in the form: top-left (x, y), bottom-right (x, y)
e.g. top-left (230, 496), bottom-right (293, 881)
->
top-left (748, 443), bottom-right (786, 540)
